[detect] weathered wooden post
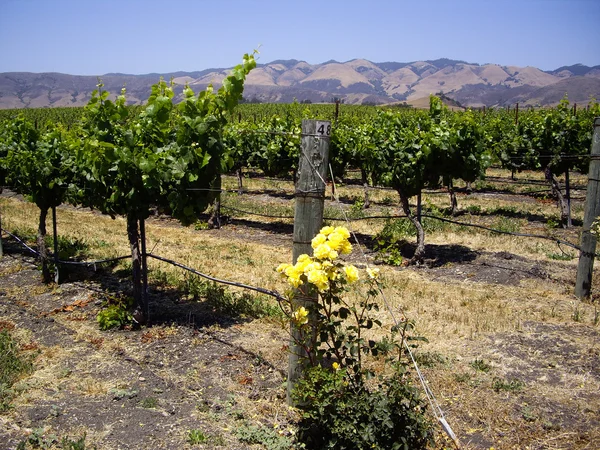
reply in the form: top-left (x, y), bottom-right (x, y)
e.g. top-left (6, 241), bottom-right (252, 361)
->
top-left (287, 119), bottom-right (331, 404)
top-left (575, 118), bottom-right (600, 299)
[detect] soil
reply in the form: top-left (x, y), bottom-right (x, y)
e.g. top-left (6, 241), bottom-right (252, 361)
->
top-left (0, 250), bottom-right (290, 449)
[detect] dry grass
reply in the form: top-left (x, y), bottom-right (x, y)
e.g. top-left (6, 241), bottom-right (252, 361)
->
top-left (1, 167), bottom-right (599, 449)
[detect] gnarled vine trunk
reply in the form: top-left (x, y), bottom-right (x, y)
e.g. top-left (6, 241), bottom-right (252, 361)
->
top-left (564, 170), bottom-right (572, 228)
top-left (465, 181), bottom-right (473, 194)
top-left (236, 167), bottom-right (243, 195)
top-left (545, 166), bottom-right (570, 228)
top-left (361, 168), bottom-right (370, 209)
top-left (208, 174), bottom-right (222, 229)
top-left (448, 179), bottom-right (458, 216)
top-left (127, 213), bottom-right (146, 325)
top-left (37, 207), bottom-right (51, 283)
top-left (398, 190), bottom-right (425, 265)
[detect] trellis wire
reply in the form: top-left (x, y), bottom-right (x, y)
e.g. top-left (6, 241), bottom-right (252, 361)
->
top-left (218, 204), bottom-right (595, 258)
top-left (0, 228), bottom-right (131, 267)
top-left (0, 225), bottom-right (286, 298)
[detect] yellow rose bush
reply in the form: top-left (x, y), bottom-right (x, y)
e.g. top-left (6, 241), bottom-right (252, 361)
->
top-left (277, 226), bottom-right (359, 294)
top-left (276, 226), bottom-right (433, 449)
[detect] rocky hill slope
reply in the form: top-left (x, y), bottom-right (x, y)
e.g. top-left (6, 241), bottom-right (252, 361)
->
top-left (1, 59), bottom-right (598, 108)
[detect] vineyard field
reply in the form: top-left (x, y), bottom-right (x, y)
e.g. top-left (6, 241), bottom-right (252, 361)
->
top-left (1, 69), bottom-right (599, 448)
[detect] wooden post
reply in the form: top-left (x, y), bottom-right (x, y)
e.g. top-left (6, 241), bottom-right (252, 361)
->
top-left (334, 99), bottom-right (340, 123)
top-left (575, 118), bottom-right (600, 299)
top-left (515, 103), bottom-right (519, 125)
top-left (287, 119), bottom-right (331, 405)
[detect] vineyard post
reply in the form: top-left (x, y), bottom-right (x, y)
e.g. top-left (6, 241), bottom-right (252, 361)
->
top-left (575, 117), bottom-right (600, 299)
top-left (515, 103), bottom-right (519, 125)
top-left (287, 119), bottom-right (331, 405)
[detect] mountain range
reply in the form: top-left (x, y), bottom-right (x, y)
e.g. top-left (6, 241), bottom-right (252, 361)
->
top-left (1, 58), bottom-right (599, 109)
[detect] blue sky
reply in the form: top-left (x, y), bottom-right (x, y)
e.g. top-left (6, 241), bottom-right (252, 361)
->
top-left (1, 0), bottom-right (598, 75)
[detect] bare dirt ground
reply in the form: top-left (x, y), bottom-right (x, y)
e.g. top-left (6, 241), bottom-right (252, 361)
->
top-left (0, 249), bottom-right (291, 449)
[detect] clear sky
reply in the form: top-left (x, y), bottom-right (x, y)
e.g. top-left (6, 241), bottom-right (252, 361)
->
top-left (1, 0), bottom-right (598, 75)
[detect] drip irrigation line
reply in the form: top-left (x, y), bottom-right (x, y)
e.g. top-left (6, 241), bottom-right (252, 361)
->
top-left (227, 127), bottom-right (332, 140)
top-left (496, 154), bottom-right (600, 161)
top-left (227, 128), bottom-right (300, 138)
top-left (146, 253), bottom-right (286, 305)
top-left (185, 187), bottom-right (290, 195)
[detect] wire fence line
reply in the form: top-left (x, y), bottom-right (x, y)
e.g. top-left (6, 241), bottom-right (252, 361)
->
top-left (0, 226), bottom-right (288, 302)
top-left (219, 204), bottom-right (597, 258)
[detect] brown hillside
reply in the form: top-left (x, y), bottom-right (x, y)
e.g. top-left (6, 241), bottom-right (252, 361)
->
top-left (1, 59), bottom-right (598, 108)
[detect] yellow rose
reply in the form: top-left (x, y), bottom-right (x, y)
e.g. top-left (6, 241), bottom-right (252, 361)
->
top-left (314, 243), bottom-right (335, 260)
top-left (311, 233), bottom-right (327, 249)
top-left (296, 255), bottom-right (314, 272)
top-left (334, 226), bottom-right (351, 240)
top-left (320, 226), bottom-right (335, 236)
top-left (343, 265), bottom-right (359, 283)
top-left (297, 254), bottom-right (312, 263)
top-left (366, 268), bottom-right (380, 279)
top-left (303, 262), bottom-right (322, 274)
top-left (284, 265), bottom-right (304, 287)
top-left (327, 232), bottom-right (345, 251)
top-left (339, 240), bottom-right (352, 255)
top-left (276, 263), bottom-right (290, 274)
top-left (307, 269), bottom-right (329, 291)
top-left (292, 306), bottom-right (309, 325)
top-left (288, 275), bottom-right (303, 288)
top-left (332, 362), bottom-right (340, 371)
